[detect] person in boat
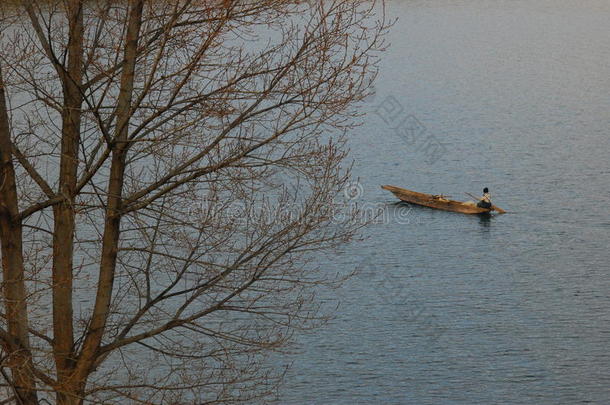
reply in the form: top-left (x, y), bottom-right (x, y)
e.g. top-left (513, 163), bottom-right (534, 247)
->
top-left (477, 187), bottom-right (492, 209)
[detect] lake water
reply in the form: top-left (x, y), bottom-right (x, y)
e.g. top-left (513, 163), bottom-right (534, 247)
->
top-left (278, 1), bottom-right (610, 404)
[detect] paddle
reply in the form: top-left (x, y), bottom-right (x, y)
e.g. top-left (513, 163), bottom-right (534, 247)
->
top-left (465, 192), bottom-right (506, 214)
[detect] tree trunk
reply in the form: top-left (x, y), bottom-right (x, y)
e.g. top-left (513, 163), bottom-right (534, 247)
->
top-left (0, 67), bottom-right (39, 405)
top-left (52, 1), bottom-right (83, 401)
top-left (72, 0), bottom-right (145, 388)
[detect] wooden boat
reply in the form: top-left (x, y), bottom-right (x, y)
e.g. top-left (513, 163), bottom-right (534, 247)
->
top-left (381, 185), bottom-right (505, 214)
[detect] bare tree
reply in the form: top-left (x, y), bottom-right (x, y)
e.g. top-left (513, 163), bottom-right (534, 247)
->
top-left (0, 0), bottom-right (387, 403)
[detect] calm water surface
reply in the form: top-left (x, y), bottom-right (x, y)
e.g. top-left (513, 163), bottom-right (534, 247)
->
top-left (279, 1), bottom-right (610, 404)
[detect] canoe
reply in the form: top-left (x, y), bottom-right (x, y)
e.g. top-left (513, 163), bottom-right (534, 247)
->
top-left (381, 185), bottom-right (505, 214)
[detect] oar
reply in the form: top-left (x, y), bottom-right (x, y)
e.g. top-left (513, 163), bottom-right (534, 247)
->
top-left (465, 192), bottom-right (478, 201)
top-left (465, 192), bottom-right (506, 214)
